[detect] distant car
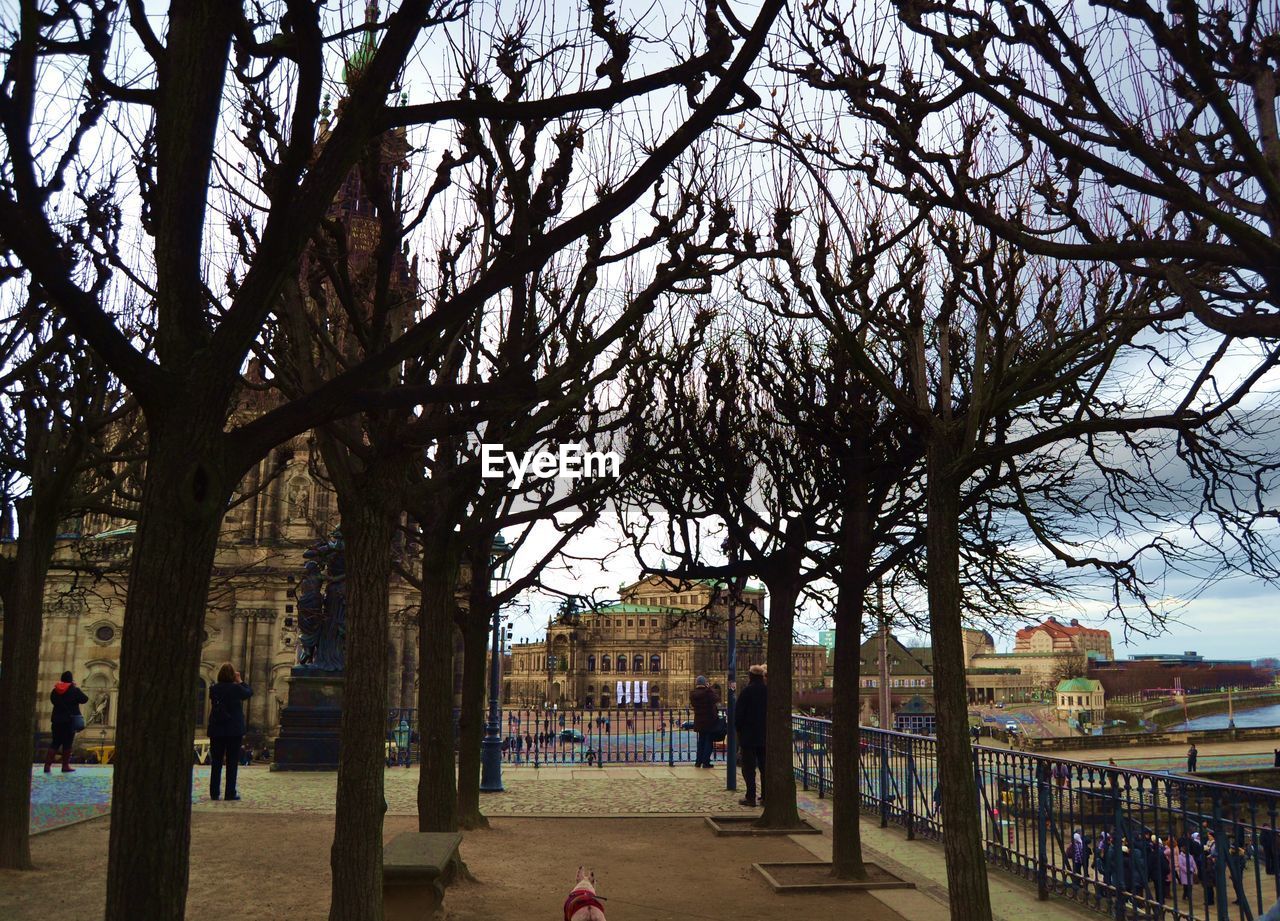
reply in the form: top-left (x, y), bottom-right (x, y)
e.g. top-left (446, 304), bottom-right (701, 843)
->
top-left (559, 729), bottom-right (584, 743)
top-left (995, 702), bottom-right (1005, 709)
top-left (1005, 721), bottom-right (1019, 733)
top-left (680, 720), bottom-right (695, 730)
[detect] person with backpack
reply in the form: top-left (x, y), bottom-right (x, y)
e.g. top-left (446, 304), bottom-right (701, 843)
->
top-left (44, 671), bottom-right (89, 773)
top-left (207, 663), bottom-right (252, 801)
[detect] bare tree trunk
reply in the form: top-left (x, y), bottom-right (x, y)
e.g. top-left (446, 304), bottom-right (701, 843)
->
top-left (830, 556), bottom-right (869, 875)
top-left (926, 442), bottom-right (993, 921)
top-left (0, 495), bottom-right (61, 869)
top-left (830, 464), bottom-right (872, 878)
top-left (455, 559), bottom-right (490, 829)
top-left (418, 531), bottom-right (459, 832)
top-left (328, 493), bottom-right (396, 921)
top-left (757, 571), bottom-right (803, 829)
top-left (105, 440), bottom-right (229, 921)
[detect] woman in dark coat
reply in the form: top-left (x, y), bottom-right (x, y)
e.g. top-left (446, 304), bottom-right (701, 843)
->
top-left (689, 675), bottom-right (720, 768)
top-left (44, 670), bottom-right (89, 773)
top-left (207, 662), bottom-right (253, 800)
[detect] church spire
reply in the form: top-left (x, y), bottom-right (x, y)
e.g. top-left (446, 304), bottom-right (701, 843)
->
top-left (343, 1), bottom-right (381, 87)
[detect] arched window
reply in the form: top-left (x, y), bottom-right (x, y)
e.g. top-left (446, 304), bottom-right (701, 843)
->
top-left (587, 654), bottom-right (596, 672)
top-left (600, 655), bottom-right (611, 672)
top-left (633, 654), bottom-right (644, 673)
top-left (649, 654), bottom-right (660, 672)
top-left (616, 655), bottom-right (626, 672)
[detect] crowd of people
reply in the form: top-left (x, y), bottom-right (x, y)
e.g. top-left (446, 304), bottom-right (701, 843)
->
top-left (1067, 821), bottom-right (1279, 920)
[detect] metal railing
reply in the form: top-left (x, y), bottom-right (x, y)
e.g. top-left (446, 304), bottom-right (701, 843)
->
top-left (389, 706), bottom-right (720, 767)
top-left (792, 717), bottom-right (1280, 921)
top-left (495, 707), bottom-right (710, 767)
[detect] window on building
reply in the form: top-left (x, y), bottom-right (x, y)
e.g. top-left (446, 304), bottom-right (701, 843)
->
top-left (633, 654), bottom-right (644, 672)
top-left (601, 656), bottom-right (611, 672)
top-left (587, 655), bottom-right (596, 672)
top-left (616, 656), bottom-right (626, 672)
top-left (627, 620), bottom-right (633, 627)
top-left (650, 654), bottom-right (660, 672)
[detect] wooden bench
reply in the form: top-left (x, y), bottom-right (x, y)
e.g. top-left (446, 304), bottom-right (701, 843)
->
top-left (383, 832), bottom-right (462, 920)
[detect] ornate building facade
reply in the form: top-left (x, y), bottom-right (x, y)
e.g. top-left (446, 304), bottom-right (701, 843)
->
top-left (3, 57), bottom-right (426, 748)
top-left (502, 576), bottom-right (829, 709)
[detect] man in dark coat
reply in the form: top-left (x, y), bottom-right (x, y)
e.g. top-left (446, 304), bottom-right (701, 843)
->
top-left (689, 675), bottom-right (720, 768)
top-left (734, 664), bottom-right (767, 806)
top-left (45, 670), bottom-right (89, 773)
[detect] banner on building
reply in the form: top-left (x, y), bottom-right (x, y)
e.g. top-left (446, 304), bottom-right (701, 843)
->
top-left (640, 680), bottom-right (649, 704)
top-left (617, 680), bottom-right (625, 705)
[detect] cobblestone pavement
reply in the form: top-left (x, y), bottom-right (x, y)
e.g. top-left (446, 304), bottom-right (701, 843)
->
top-left (186, 764), bottom-right (761, 817)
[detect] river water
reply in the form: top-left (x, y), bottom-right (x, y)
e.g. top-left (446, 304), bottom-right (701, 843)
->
top-left (1168, 701), bottom-right (1280, 731)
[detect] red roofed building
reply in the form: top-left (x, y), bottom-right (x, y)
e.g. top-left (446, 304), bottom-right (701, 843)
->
top-left (1014, 617), bottom-right (1113, 659)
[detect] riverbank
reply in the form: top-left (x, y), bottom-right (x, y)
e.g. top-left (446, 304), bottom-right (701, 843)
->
top-left (984, 734), bottom-right (1280, 772)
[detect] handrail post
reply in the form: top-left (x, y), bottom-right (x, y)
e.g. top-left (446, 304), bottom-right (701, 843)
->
top-left (905, 742), bottom-right (916, 840)
top-left (802, 725), bottom-right (811, 792)
top-left (1036, 758), bottom-right (1050, 901)
top-left (817, 722), bottom-right (827, 799)
top-left (1212, 792), bottom-right (1229, 921)
top-left (880, 732), bottom-right (890, 828)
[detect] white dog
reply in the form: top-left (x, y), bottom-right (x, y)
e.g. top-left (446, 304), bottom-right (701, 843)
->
top-left (563, 866), bottom-right (607, 921)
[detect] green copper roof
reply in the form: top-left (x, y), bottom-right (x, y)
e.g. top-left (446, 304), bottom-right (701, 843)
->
top-left (595, 603), bottom-right (681, 614)
top-left (1055, 677), bottom-right (1102, 693)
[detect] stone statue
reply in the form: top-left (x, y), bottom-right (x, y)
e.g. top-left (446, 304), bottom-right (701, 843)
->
top-left (293, 529), bottom-right (346, 671)
top-left (287, 477), bottom-right (310, 520)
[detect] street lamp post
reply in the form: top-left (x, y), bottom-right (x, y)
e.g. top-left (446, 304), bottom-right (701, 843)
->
top-left (480, 534), bottom-right (511, 793)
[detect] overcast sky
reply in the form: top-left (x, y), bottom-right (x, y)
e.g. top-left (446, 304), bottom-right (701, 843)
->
top-left (494, 511), bottom-right (1279, 663)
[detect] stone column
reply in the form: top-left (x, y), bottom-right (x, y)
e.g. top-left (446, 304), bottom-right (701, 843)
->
top-left (400, 625), bottom-right (417, 711)
top-left (230, 613), bottom-right (247, 674)
top-left (254, 611), bottom-right (276, 730)
top-left (389, 616), bottom-right (405, 710)
top-left (240, 612), bottom-right (255, 706)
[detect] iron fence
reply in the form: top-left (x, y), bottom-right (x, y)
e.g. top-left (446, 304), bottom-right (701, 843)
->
top-left (494, 707), bottom-right (711, 767)
top-left (388, 706), bottom-right (722, 767)
top-left (792, 717), bottom-right (1280, 921)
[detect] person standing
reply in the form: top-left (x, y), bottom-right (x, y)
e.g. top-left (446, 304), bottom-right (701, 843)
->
top-left (207, 663), bottom-right (252, 801)
top-left (734, 664), bottom-right (767, 807)
top-left (689, 675), bottom-right (720, 769)
top-left (1187, 743), bottom-right (1199, 773)
top-left (44, 671), bottom-right (89, 773)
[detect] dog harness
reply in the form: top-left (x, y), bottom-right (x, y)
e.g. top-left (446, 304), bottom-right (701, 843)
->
top-left (563, 887), bottom-right (606, 920)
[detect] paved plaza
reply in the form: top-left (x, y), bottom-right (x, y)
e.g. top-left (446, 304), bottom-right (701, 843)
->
top-left (15, 761), bottom-right (1116, 921)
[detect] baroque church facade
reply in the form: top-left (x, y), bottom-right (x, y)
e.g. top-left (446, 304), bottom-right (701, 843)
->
top-left (4, 63), bottom-right (426, 750)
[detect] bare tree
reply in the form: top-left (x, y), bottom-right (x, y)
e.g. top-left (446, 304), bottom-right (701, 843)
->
top-left (790, 0), bottom-right (1280, 335)
top-left (0, 1), bottom-right (786, 915)
top-left (0, 304), bottom-right (135, 870)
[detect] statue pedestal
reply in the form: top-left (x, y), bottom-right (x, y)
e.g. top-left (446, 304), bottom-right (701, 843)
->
top-left (271, 667), bottom-right (344, 771)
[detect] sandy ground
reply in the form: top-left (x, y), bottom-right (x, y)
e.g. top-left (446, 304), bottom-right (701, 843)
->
top-left (1, 812), bottom-right (906, 921)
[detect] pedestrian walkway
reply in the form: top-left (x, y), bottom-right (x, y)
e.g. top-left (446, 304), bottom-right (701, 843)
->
top-left (794, 789), bottom-right (1098, 921)
top-left (28, 766), bottom-right (214, 834)
top-left (22, 762), bottom-right (1118, 921)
